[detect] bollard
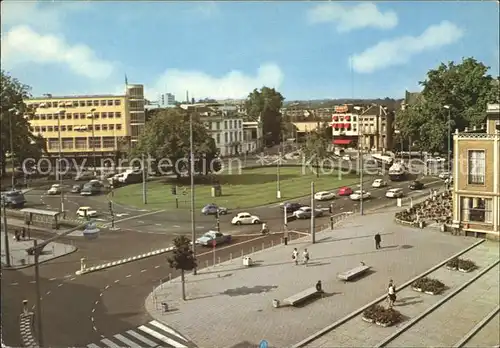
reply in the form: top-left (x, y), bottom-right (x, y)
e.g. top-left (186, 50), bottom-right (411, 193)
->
top-left (218, 257), bottom-right (221, 265)
top-left (280, 237), bottom-right (283, 244)
top-left (168, 273), bottom-right (172, 282)
top-left (271, 240), bottom-right (274, 247)
top-left (252, 246), bottom-right (255, 254)
top-left (205, 260), bottom-right (209, 268)
top-left (52, 245), bottom-right (55, 255)
top-left (160, 280), bottom-right (163, 289)
top-left (80, 257), bottom-right (86, 272)
top-left (230, 253), bottom-right (232, 262)
top-left (241, 249), bottom-right (244, 258)
top-left (23, 300), bottom-right (28, 314)
top-left (262, 242), bottom-right (265, 250)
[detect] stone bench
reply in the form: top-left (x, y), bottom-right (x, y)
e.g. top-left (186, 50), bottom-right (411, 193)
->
top-left (337, 265), bottom-right (371, 281)
top-left (283, 287), bottom-right (323, 306)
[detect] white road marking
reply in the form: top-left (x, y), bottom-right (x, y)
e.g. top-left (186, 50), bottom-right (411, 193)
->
top-left (46, 291), bottom-right (51, 295)
top-left (29, 281), bottom-right (36, 284)
top-left (58, 284), bottom-right (63, 287)
top-left (138, 325), bottom-right (187, 348)
top-left (126, 274), bottom-right (132, 278)
top-left (126, 330), bottom-right (156, 347)
top-left (99, 293), bottom-right (103, 297)
top-left (150, 320), bottom-right (188, 342)
top-left (64, 274), bottom-right (72, 278)
top-left (173, 225), bottom-right (181, 228)
top-left (95, 300), bottom-right (99, 305)
top-left (196, 226), bottom-right (205, 229)
top-left (104, 285), bottom-right (110, 290)
top-left (114, 279), bottom-right (120, 283)
top-left (115, 213), bottom-right (129, 217)
top-left (155, 223), bottom-right (162, 226)
top-left (10, 282), bottom-right (18, 286)
top-left (114, 333), bottom-right (142, 348)
top-left (92, 308), bottom-right (96, 313)
top-left (112, 209), bottom-right (166, 224)
top-left (49, 278), bottom-right (57, 281)
top-left (87, 343), bottom-right (100, 348)
top-left (70, 277), bottom-right (76, 281)
top-left (100, 338), bottom-right (121, 348)
top-left (137, 221), bottom-right (145, 224)
top-left (141, 269), bottom-right (147, 273)
top-left (155, 265), bottom-right (160, 269)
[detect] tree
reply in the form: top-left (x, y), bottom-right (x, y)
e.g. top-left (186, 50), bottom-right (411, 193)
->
top-left (0, 71), bottom-right (45, 176)
top-left (133, 108), bottom-right (219, 178)
top-left (245, 87), bottom-right (285, 146)
top-left (301, 130), bottom-right (329, 177)
top-left (167, 235), bottom-right (197, 301)
top-left (395, 58), bottom-right (499, 153)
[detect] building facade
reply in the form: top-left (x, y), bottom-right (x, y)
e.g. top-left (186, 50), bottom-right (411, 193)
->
top-left (452, 103), bottom-right (500, 239)
top-left (159, 93), bottom-right (176, 107)
top-left (358, 105), bottom-right (394, 152)
top-left (24, 84), bottom-right (145, 163)
top-left (331, 104), bottom-right (360, 147)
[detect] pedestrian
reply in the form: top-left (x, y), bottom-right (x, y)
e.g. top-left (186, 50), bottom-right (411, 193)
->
top-left (387, 279), bottom-right (397, 308)
top-left (14, 230), bottom-right (20, 242)
top-left (284, 224), bottom-right (288, 245)
top-left (315, 280), bottom-right (322, 292)
top-left (292, 248), bottom-right (298, 265)
top-left (22, 227), bottom-right (26, 240)
top-left (374, 233), bottom-right (381, 249)
top-left (302, 249), bottom-right (310, 266)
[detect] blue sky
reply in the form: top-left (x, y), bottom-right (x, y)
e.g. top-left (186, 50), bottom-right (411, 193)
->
top-left (1, 1), bottom-right (498, 101)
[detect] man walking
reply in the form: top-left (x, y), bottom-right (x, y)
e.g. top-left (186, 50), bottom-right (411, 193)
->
top-left (374, 232), bottom-right (381, 249)
top-left (302, 249), bottom-right (310, 266)
top-left (292, 248), bottom-right (298, 265)
top-left (387, 279), bottom-right (397, 308)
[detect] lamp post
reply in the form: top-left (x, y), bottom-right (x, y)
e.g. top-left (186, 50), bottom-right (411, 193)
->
top-left (276, 151), bottom-right (281, 199)
top-left (443, 105), bottom-right (451, 171)
top-left (87, 108), bottom-right (97, 175)
top-left (354, 106), bottom-right (364, 215)
top-left (7, 107), bottom-right (19, 190)
top-left (57, 109), bottom-right (66, 213)
top-left (1, 197), bottom-right (11, 267)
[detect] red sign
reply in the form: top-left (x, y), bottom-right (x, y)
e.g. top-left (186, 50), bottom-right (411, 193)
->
top-left (334, 105), bottom-right (349, 113)
top-left (212, 240), bottom-right (217, 247)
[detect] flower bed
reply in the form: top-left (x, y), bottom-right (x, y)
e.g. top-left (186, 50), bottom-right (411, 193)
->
top-left (412, 277), bottom-right (446, 295)
top-left (362, 304), bottom-right (403, 327)
top-left (445, 258), bottom-right (459, 270)
top-left (445, 258), bottom-right (477, 272)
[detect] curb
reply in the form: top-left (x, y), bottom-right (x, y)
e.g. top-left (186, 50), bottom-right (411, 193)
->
top-left (75, 246), bottom-right (175, 275)
top-left (292, 238), bottom-right (486, 348)
top-left (19, 312), bottom-right (37, 348)
top-left (4, 246), bottom-right (78, 271)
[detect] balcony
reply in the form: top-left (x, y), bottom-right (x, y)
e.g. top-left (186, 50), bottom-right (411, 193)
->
top-left (455, 133), bottom-right (500, 140)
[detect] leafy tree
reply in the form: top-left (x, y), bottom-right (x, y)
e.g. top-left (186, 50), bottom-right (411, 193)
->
top-left (167, 235), bottom-right (197, 301)
top-left (395, 58), bottom-right (499, 153)
top-left (0, 71), bottom-right (45, 177)
top-left (133, 108), bottom-right (219, 178)
top-left (245, 87), bottom-right (285, 146)
top-left (301, 130), bottom-right (329, 177)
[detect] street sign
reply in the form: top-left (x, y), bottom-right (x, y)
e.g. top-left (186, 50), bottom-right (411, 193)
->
top-left (212, 239), bottom-right (216, 248)
top-left (259, 340), bottom-right (268, 348)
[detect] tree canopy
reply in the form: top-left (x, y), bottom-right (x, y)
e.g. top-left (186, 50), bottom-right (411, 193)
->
top-left (1, 70), bottom-right (46, 176)
top-left (301, 128), bottom-right (330, 177)
top-left (245, 87), bottom-right (285, 146)
top-left (167, 235), bottom-right (197, 300)
top-left (133, 107), bottom-right (219, 177)
top-left (395, 58), bottom-right (499, 153)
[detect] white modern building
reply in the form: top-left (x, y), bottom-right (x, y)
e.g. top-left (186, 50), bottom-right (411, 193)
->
top-left (160, 93), bottom-right (176, 107)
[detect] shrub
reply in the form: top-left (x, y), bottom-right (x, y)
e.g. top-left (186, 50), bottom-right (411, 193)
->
top-left (412, 277), bottom-right (446, 294)
top-left (458, 259), bottom-right (477, 272)
top-left (446, 258), bottom-right (459, 269)
top-left (363, 304), bottom-right (384, 321)
top-left (362, 305), bottom-right (403, 326)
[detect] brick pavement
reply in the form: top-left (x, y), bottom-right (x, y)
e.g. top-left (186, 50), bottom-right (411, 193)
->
top-left (146, 207), bottom-right (478, 348)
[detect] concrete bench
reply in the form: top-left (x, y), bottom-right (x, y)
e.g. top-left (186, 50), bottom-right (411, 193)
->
top-left (283, 287), bottom-right (322, 306)
top-left (337, 265), bottom-right (371, 281)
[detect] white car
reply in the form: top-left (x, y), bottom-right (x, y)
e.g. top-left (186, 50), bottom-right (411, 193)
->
top-left (386, 188), bottom-right (404, 198)
top-left (47, 184), bottom-right (61, 195)
top-left (371, 179), bottom-right (387, 188)
top-left (350, 190), bottom-right (371, 201)
top-left (293, 206), bottom-right (324, 219)
top-left (314, 191), bottom-right (335, 201)
top-left (439, 172), bottom-right (451, 179)
top-left (231, 212), bottom-right (261, 225)
top-left (76, 206), bottom-right (98, 218)
top-left (342, 155), bottom-right (351, 161)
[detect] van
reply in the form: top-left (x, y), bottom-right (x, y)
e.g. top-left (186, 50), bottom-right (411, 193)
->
top-left (119, 171), bottom-right (142, 184)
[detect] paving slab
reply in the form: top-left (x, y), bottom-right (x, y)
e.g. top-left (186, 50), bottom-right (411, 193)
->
top-left (463, 311), bottom-right (500, 347)
top-left (145, 207), bottom-right (477, 348)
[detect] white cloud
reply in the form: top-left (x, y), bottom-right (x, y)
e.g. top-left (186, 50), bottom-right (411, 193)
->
top-left (307, 2), bottom-right (398, 32)
top-left (1, 26), bottom-right (115, 80)
top-left (351, 21), bottom-right (464, 74)
top-left (149, 63), bottom-right (284, 101)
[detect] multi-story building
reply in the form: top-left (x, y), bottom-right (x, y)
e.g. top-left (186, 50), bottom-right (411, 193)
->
top-left (331, 104), bottom-right (360, 147)
top-left (451, 103), bottom-right (500, 239)
top-left (358, 104), bottom-right (394, 152)
top-left (159, 93), bottom-right (176, 108)
top-left (24, 84), bottom-right (145, 163)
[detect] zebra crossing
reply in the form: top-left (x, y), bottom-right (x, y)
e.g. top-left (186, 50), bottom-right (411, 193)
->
top-left (86, 320), bottom-right (194, 348)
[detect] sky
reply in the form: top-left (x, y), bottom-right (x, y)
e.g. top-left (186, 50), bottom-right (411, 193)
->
top-left (1, 1), bottom-right (499, 101)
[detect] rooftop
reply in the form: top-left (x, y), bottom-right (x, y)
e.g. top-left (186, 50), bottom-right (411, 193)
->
top-left (27, 94), bottom-right (126, 101)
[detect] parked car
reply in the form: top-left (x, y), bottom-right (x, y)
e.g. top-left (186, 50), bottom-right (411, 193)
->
top-left (314, 191), bottom-right (335, 201)
top-left (76, 206), bottom-right (98, 218)
top-left (47, 184), bottom-right (61, 195)
top-left (438, 171), bottom-right (451, 179)
top-left (350, 190), bottom-right (371, 201)
top-left (280, 202), bottom-right (303, 213)
top-left (201, 204), bottom-right (228, 215)
top-left (293, 206), bottom-right (324, 219)
top-left (231, 212), bottom-right (260, 225)
top-left (0, 190), bottom-right (26, 208)
top-left (196, 231), bottom-right (232, 246)
top-left (338, 187), bottom-right (353, 196)
top-left (371, 179), bottom-right (387, 188)
top-left (409, 180), bottom-right (424, 190)
top-left (385, 188), bottom-right (404, 198)
top-left (71, 184), bottom-right (83, 193)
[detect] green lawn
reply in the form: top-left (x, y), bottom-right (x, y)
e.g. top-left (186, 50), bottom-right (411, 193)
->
top-left (112, 166), bottom-right (360, 210)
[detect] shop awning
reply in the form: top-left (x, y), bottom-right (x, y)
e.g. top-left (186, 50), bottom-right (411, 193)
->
top-left (332, 139), bottom-right (352, 145)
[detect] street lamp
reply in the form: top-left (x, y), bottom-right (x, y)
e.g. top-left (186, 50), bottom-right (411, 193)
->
top-left (87, 108), bottom-right (97, 175)
top-left (443, 105), bottom-right (451, 171)
top-left (7, 107), bottom-right (20, 190)
top-left (353, 106), bottom-right (364, 215)
top-left (1, 197), bottom-right (11, 267)
top-left (56, 109), bottom-right (66, 213)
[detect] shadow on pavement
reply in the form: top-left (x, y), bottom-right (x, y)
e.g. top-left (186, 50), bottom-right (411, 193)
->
top-left (318, 232), bottom-right (394, 244)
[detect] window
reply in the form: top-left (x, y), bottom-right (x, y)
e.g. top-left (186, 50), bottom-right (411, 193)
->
top-left (116, 124), bottom-right (122, 130)
top-left (86, 100), bottom-right (92, 106)
top-left (107, 100), bottom-right (113, 106)
top-left (461, 197), bottom-right (493, 223)
top-left (230, 132), bottom-right (233, 142)
top-left (114, 100), bottom-right (121, 106)
top-left (115, 112), bottom-right (121, 118)
top-left (108, 112), bottom-right (114, 118)
top-left (51, 126), bottom-right (56, 132)
top-left (80, 113), bottom-right (86, 119)
top-left (32, 114), bottom-right (39, 120)
top-left (61, 126), bottom-right (66, 131)
top-left (224, 132), bottom-right (228, 142)
top-left (93, 113), bottom-right (100, 119)
top-left (468, 150), bottom-right (485, 185)
top-left (41, 127), bottom-right (47, 132)
top-left (67, 125), bottom-right (73, 131)
top-left (102, 124), bottom-right (108, 131)
top-left (95, 125), bottom-right (101, 131)
top-left (109, 124), bottom-right (114, 130)
top-left (217, 122), bottom-right (220, 130)
top-left (35, 126), bottom-right (40, 132)
top-left (224, 121), bottom-right (228, 129)
top-left (72, 101), bottom-right (78, 107)
top-left (103, 137), bottom-right (115, 148)
top-left (88, 125), bottom-right (93, 131)
top-left (62, 138), bottom-right (73, 149)
top-left (48, 138), bottom-right (58, 150)
top-left (93, 100), bottom-right (99, 106)
top-left (47, 114), bottom-right (53, 120)
top-left (100, 100), bottom-right (106, 106)
top-left (66, 114), bottom-right (72, 119)
top-left (216, 134), bottom-right (220, 144)
top-left (75, 137), bottom-right (86, 149)
top-left (89, 137), bottom-right (101, 148)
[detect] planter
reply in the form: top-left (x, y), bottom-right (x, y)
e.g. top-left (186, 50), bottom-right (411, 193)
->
top-left (362, 316), bottom-right (374, 323)
top-left (376, 321), bottom-right (391, 327)
top-left (446, 266), bottom-right (458, 271)
top-left (424, 291), bottom-right (438, 295)
top-left (412, 287), bottom-right (422, 292)
top-left (458, 268), bottom-right (472, 273)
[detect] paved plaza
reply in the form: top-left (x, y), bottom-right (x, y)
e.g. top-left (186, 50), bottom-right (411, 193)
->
top-left (146, 208), bottom-right (478, 348)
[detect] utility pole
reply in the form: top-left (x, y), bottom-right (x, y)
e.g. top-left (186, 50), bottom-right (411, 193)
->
top-left (58, 110), bottom-right (65, 213)
top-left (311, 181), bottom-right (316, 244)
top-left (8, 109), bottom-right (15, 190)
top-left (1, 198), bottom-right (11, 267)
top-left (276, 152), bottom-right (281, 199)
top-left (33, 240), bottom-right (44, 347)
top-left (142, 154), bottom-right (147, 204)
top-left (189, 108), bottom-right (197, 275)
top-left (360, 148), bottom-right (364, 215)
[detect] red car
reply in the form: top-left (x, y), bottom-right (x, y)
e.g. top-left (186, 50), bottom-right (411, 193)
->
top-left (338, 187), bottom-right (353, 196)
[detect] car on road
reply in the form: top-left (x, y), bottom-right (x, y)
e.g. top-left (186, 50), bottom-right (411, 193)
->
top-left (75, 171), bottom-right (95, 181)
top-left (338, 186), bottom-right (354, 196)
top-left (47, 184), bottom-right (62, 195)
top-left (350, 190), bottom-right (371, 201)
top-left (71, 184), bottom-right (83, 193)
top-left (201, 204), bottom-right (228, 215)
top-left (80, 180), bottom-right (103, 196)
top-left (293, 206), bottom-right (324, 219)
top-left (438, 171), bottom-right (451, 179)
top-left (371, 179), bottom-right (388, 188)
top-left (76, 206), bottom-right (98, 218)
top-left (0, 190), bottom-right (26, 208)
top-left (231, 212), bottom-right (261, 225)
top-left (409, 180), bottom-right (425, 190)
top-left (280, 202), bottom-right (303, 213)
top-left (342, 154), bottom-right (352, 161)
top-left (385, 188), bottom-right (404, 198)
top-left (314, 191), bottom-right (335, 201)
top-left (196, 231), bottom-right (232, 246)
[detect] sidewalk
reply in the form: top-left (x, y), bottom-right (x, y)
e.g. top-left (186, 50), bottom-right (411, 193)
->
top-left (145, 207), bottom-right (478, 348)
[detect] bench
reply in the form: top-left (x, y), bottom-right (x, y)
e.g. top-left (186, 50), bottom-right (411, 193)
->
top-left (337, 265), bottom-right (371, 281)
top-left (283, 287), bottom-right (323, 306)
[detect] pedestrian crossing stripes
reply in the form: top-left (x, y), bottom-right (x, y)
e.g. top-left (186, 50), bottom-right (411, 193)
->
top-left (86, 320), bottom-right (193, 348)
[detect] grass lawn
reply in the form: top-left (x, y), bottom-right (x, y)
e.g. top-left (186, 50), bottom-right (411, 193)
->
top-left (112, 166), bottom-right (360, 210)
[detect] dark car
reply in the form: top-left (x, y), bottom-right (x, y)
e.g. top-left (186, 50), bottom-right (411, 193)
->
top-left (71, 184), bottom-right (83, 193)
top-left (201, 204), bottom-right (228, 215)
top-left (409, 180), bottom-right (424, 190)
top-left (280, 202), bottom-right (303, 213)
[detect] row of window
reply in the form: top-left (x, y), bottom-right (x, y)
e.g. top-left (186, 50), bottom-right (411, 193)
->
top-left (47, 137), bottom-right (117, 150)
top-left (460, 197), bottom-right (493, 223)
top-left (31, 99), bottom-right (122, 108)
top-left (467, 150), bottom-right (486, 185)
top-left (29, 111), bottom-right (122, 121)
top-left (215, 132), bottom-right (243, 144)
top-left (206, 120), bottom-right (243, 131)
top-left (30, 124), bottom-right (123, 133)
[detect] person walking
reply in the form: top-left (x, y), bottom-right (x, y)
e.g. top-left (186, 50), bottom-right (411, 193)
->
top-left (374, 233), bottom-right (381, 249)
top-left (387, 279), bottom-right (397, 308)
top-left (292, 248), bottom-right (299, 265)
top-left (302, 249), bottom-right (310, 266)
